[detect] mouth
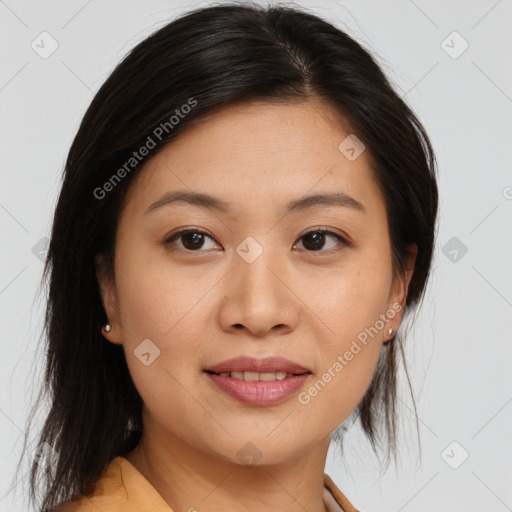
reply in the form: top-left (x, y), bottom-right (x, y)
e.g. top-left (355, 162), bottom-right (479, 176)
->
top-left (204, 369), bottom-right (312, 406)
top-left (203, 356), bottom-right (312, 405)
top-left (204, 355), bottom-right (311, 376)
top-left (204, 369), bottom-right (310, 381)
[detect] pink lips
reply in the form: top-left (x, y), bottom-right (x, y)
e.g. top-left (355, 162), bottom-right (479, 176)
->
top-left (204, 356), bottom-right (311, 406)
top-left (205, 355), bottom-right (310, 375)
top-left (206, 372), bottom-right (310, 405)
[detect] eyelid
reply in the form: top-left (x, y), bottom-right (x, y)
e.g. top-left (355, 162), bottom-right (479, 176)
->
top-left (163, 227), bottom-right (219, 249)
top-left (297, 226), bottom-right (351, 245)
top-left (163, 226), bottom-right (351, 252)
top-left (294, 228), bottom-right (351, 252)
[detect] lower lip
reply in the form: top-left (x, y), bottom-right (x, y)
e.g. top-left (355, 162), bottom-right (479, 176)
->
top-left (205, 372), bottom-right (310, 406)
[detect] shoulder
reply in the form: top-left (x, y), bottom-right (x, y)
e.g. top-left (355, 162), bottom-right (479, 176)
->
top-left (52, 457), bottom-right (130, 512)
top-left (323, 472), bottom-right (362, 512)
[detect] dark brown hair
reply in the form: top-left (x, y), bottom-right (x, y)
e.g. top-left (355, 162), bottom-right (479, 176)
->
top-left (20, 3), bottom-right (438, 510)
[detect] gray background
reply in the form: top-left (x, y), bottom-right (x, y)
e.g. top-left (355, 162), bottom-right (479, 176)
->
top-left (1, 1), bottom-right (511, 510)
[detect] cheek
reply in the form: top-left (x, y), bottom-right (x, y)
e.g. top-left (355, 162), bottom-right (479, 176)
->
top-left (114, 243), bottom-right (212, 339)
top-left (116, 268), bottom-right (207, 375)
top-left (298, 283), bottom-right (386, 432)
top-left (300, 251), bottom-right (392, 348)
top-left (302, 347), bottom-right (381, 437)
top-left (292, 253), bottom-right (390, 425)
top-left (113, 253), bottom-right (210, 402)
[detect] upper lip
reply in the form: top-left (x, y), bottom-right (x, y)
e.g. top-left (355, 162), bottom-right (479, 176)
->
top-left (205, 356), bottom-right (311, 375)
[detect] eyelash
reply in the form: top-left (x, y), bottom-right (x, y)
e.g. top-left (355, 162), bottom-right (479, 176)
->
top-left (163, 227), bottom-right (350, 254)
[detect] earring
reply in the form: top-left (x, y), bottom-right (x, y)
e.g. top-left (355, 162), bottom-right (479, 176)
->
top-left (103, 323), bottom-right (113, 333)
top-left (387, 327), bottom-right (393, 337)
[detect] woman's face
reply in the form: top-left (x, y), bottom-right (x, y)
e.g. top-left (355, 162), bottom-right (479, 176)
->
top-left (98, 98), bottom-right (416, 465)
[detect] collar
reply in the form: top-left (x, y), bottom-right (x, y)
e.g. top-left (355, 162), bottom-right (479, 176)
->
top-left (323, 473), bottom-right (360, 512)
top-left (66, 456), bottom-right (360, 511)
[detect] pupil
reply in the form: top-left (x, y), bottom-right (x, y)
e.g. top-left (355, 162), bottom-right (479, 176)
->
top-left (183, 233), bottom-right (204, 250)
top-left (304, 232), bottom-right (324, 251)
top-left (181, 232), bottom-right (327, 251)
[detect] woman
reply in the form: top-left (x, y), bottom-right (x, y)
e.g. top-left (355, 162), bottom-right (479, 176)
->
top-left (24, 3), bottom-right (438, 511)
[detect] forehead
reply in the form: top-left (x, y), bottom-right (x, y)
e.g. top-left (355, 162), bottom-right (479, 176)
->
top-left (121, 98), bottom-right (385, 220)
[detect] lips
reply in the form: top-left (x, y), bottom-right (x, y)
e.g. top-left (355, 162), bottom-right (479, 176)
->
top-left (204, 356), bottom-right (311, 375)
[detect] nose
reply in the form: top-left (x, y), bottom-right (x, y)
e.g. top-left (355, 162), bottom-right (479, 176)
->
top-left (217, 246), bottom-right (300, 337)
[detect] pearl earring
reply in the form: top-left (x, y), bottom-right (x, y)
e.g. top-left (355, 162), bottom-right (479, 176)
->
top-left (103, 323), bottom-right (113, 332)
top-left (387, 327), bottom-right (393, 336)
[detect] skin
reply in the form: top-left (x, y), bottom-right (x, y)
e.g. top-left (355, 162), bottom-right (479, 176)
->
top-left (96, 97), bottom-right (417, 512)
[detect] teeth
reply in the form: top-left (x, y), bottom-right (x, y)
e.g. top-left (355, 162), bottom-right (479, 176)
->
top-left (217, 371), bottom-right (293, 381)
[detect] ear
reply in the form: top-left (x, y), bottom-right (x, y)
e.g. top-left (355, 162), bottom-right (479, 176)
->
top-left (385, 243), bottom-right (418, 339)
top-left (95, 253), bottom-right (122, 345)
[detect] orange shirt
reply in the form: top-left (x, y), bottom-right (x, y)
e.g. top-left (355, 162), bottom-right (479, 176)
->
top-left (61, 456), bottom-right (360, 512)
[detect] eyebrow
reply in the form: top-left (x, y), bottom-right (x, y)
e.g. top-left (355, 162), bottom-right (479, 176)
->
top-left (144, 190), bottom-right (366, 215)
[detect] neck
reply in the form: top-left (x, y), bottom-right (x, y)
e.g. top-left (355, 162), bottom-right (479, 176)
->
top-left (126, 418), bottom-right (332, 512)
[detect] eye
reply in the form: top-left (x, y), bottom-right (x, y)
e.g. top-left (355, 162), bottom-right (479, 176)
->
top-left (164, 229), bottom-right (219, 252)
top-left (164, 227), bottom-right (349, 253)
top-left (294, 229), bottom-right (349, 252)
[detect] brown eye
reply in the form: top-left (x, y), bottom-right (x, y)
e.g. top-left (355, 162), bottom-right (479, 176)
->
top-left (164, 228), bottom-right (349, 253)
top-left (164, 229), bottom-right (218, 251)
top-left (295, 229), bottom-right (348, 252)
